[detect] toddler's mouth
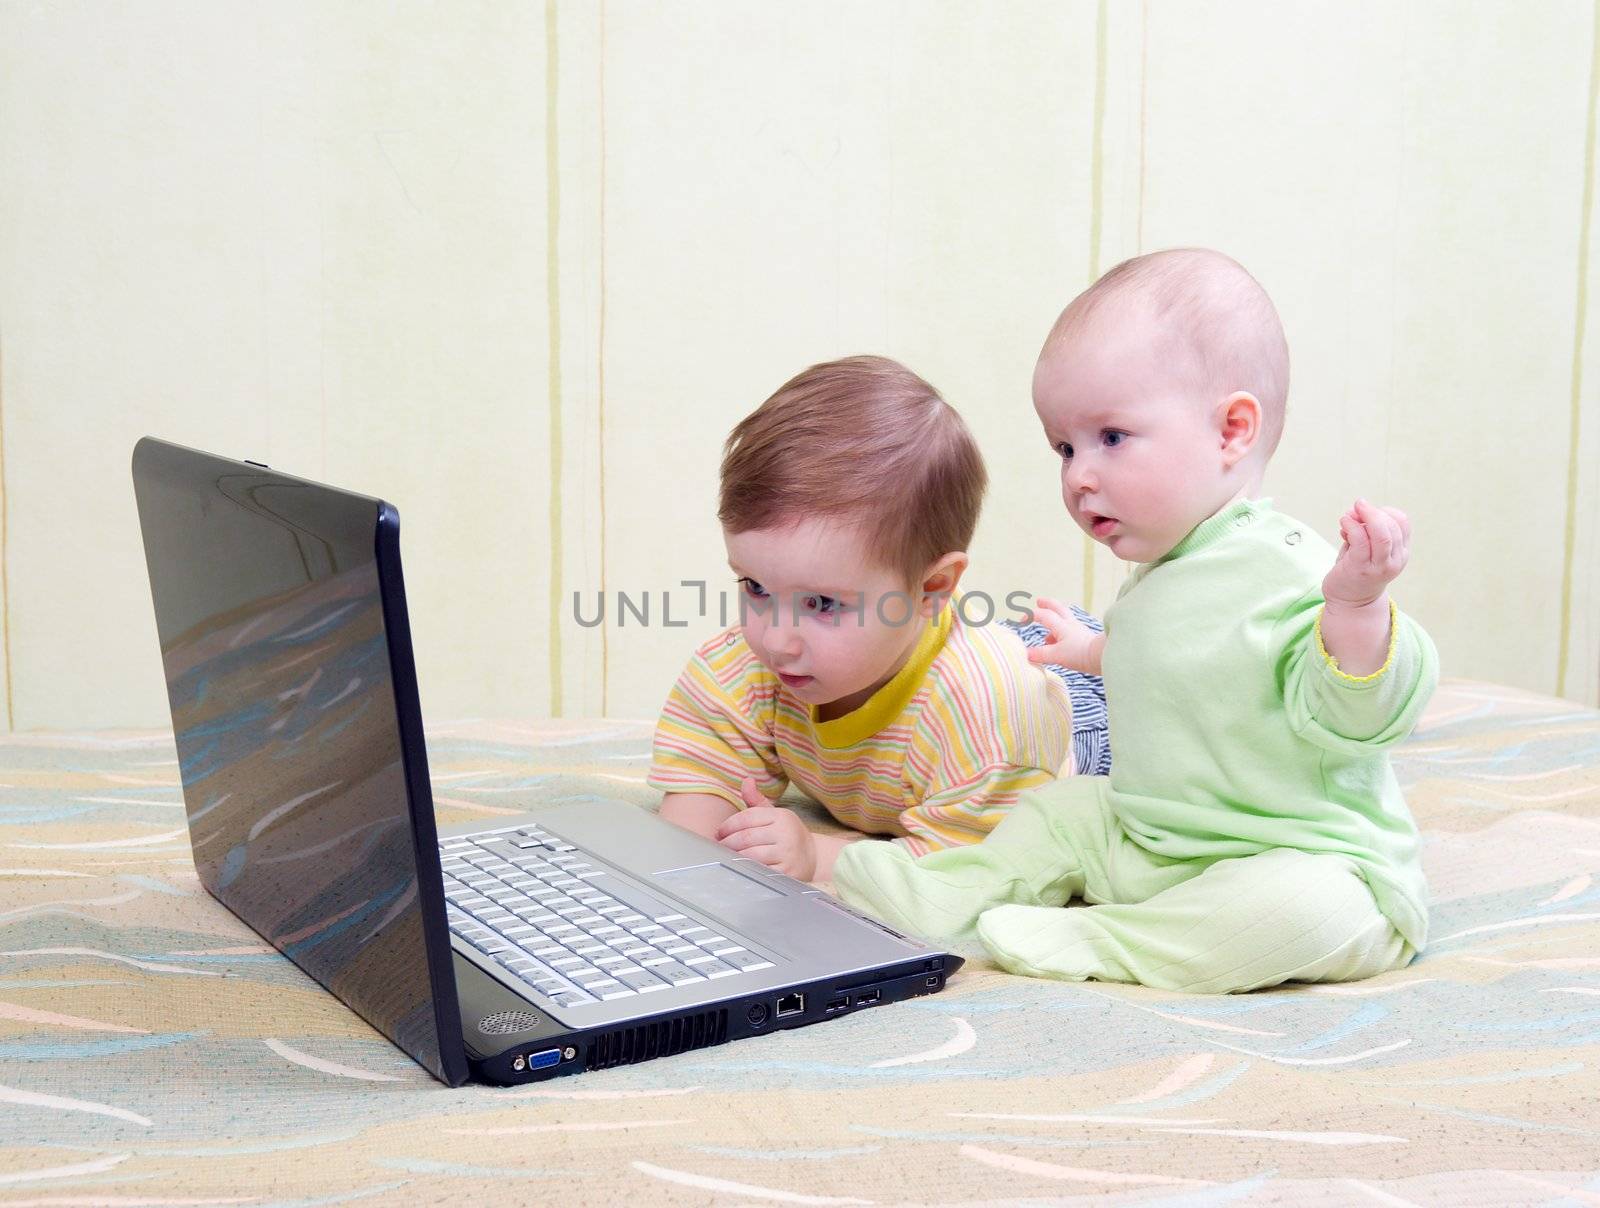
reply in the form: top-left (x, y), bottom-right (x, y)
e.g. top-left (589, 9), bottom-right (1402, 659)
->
top-left (776, 671), bottom-right (814, 688)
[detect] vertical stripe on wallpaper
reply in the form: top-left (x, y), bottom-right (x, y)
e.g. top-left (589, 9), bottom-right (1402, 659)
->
top-left (545, 0), bottom-right (565, 717)
top-left (1083, 0), bottom-right (1110, 616)
top-left (598, 0), bottom-right (611, 717)
top-left (1558, 0), bottom-right (1600, 698)
top-left (1137, 0), bottom-right (1149, 255)
top-left (0, 328), bottom-right (10, 730)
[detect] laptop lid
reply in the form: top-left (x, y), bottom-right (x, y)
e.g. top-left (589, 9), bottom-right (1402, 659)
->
top-left (130, 437), bottom-right (469, 1086)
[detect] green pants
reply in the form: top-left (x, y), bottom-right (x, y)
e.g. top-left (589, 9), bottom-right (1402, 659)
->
top-left (832, 778), bottom-right (1413, 994)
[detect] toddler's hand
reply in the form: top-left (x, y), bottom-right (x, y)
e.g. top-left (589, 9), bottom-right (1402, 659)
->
top-left (1025, 596), bottom-right (1104, 675)
top-left (714, 776), bottom-right (818, 880)
top-left (1323, 499), bottom-right (1410, 609)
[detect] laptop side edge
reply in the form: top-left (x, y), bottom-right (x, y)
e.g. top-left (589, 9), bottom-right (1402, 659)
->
top-left (373, 502), bottom-right (471, 1087)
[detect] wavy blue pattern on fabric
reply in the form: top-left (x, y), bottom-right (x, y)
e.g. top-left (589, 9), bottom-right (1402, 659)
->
top-left (0, 1030), bottom-right (207, 1060)
top-left (0, 682), bottom-right (1594, 1203)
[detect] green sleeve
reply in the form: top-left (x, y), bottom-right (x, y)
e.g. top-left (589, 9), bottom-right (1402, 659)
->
top-left (1272, 590), bottom-right (1438, 754)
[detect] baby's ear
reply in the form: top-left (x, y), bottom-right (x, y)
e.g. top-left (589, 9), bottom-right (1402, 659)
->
top-left (919, 552), bottom-right (970, 615)
top-left (1218, 391), bottom-right (1262, 464)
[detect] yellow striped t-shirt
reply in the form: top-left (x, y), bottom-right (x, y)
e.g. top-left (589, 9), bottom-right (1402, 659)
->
top-left (647, 607), bottom-right (1075, 854)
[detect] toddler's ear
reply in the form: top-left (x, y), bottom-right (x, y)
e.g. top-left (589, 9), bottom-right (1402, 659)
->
top-left (1218, 391), bottom-right (1262, 465)
top-left (918, 552), bottom-right (970, 615)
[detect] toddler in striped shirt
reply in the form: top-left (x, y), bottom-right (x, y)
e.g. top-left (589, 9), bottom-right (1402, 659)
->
top-left (647, 355), bottom-right (1080, 881)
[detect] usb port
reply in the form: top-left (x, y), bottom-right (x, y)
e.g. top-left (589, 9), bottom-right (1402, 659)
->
top-left (824, 996), bottom-right (848, 1014)
top-left (855, 989), bottom-right (881, 1007)
top-left (776, 993), bottom-right (805, 1018)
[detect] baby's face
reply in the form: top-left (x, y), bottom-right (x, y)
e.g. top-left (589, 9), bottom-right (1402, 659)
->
top-left (724, 518), bottom-right (928, 721)
top-left (1033, 319), bottom-right (1239, 563)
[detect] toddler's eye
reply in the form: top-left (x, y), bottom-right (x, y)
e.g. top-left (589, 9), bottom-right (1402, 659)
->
top-left (1102, 429), bottom-right (1127, 448)
top-left (738, 577), bottom-right (769, 599)
top-left (802, 594), bottom-right (840, 616)
top-left (1055, 441), bottom-right (1074, 461)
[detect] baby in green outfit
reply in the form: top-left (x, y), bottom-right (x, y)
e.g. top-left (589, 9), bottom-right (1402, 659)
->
top-left (831, 248), bottom-right (1437, 993)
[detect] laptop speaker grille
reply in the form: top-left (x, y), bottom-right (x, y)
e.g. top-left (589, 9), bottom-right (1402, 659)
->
top-left (587, 1009), bottom-right (729, 1071)
top-left (477, 1011), bottom-right (543, 1036)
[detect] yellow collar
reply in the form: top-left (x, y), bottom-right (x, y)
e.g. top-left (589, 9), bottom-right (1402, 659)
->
top-left (810, 605), bottom-right (953, 750)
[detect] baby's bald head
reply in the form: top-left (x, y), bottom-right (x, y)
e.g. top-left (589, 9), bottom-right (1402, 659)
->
top-left (1041, 248), bottom-right (1290, 459)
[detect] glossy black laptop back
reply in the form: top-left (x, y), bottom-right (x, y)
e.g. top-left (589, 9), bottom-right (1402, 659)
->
top-left (131, 437), bottom-right (467, 1085)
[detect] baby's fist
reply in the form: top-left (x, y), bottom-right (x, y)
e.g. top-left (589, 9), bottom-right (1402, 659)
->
top-left (1323, 499), bottom-right (1410, 609)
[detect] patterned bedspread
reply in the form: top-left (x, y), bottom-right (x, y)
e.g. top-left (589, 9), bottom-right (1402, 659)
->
top-left (3, 680), bottom-right (1598, 1205)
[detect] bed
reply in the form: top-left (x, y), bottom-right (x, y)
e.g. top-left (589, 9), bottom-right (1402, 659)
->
top-left (2, 679), bottom-right (1597, 1204)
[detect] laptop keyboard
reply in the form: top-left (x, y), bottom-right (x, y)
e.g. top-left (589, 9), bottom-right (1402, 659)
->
top-left (440, 824), bottom-right (777, 1010)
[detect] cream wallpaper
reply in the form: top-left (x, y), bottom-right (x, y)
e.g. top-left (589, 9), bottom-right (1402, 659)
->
top-left (0, 0), bottom-right (1595, 730)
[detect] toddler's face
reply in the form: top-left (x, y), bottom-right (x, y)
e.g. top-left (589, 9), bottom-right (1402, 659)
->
top-left (1033, 321), bottom-right (1239, 563)
top-left (724, 518), bottom-right (929, 722)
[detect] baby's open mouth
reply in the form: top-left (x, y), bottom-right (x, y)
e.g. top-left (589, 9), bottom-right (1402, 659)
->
top-left (1085, 512), bottom-right (1118, 538)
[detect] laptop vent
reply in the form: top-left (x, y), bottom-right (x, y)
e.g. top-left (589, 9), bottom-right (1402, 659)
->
top-left (477, 1011), bottom-right (543, 1036)
top-left (587, 1009), bottom-right (729, 1071)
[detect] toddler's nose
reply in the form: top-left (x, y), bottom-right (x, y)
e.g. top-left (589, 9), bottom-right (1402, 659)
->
top-left (762, 616), bottom-right (804, 661)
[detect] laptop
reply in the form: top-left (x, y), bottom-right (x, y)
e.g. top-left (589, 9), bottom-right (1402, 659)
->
top-left (130, 437), bottom-right (962, 1086)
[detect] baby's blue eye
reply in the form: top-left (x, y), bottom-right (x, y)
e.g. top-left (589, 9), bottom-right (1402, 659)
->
top-left (1102, 429), bottom-right (1127, 448)
top-left (738, 577), bottom-right (769, 599)
top-left (1055, 441), bottom-right (1074, 461)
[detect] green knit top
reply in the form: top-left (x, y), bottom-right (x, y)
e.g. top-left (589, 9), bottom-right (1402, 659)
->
top-left (1103, 497), bottom-right (1437, 948)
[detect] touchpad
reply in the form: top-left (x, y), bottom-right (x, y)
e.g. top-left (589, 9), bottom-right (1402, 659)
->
top-left (653, 862), bottom-right (785, 915)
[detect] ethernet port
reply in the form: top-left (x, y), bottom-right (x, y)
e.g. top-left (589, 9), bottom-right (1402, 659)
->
top-left (775, 993), bottom-right (805, 1018)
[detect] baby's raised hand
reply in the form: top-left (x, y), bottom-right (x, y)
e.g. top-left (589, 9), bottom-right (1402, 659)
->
top-left (714, 776), bottom-right (818, 880)
top-left (1025, 596), bottom-right (1105, 676)
top-left (1323, 499), bottom-right (1410, 609)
